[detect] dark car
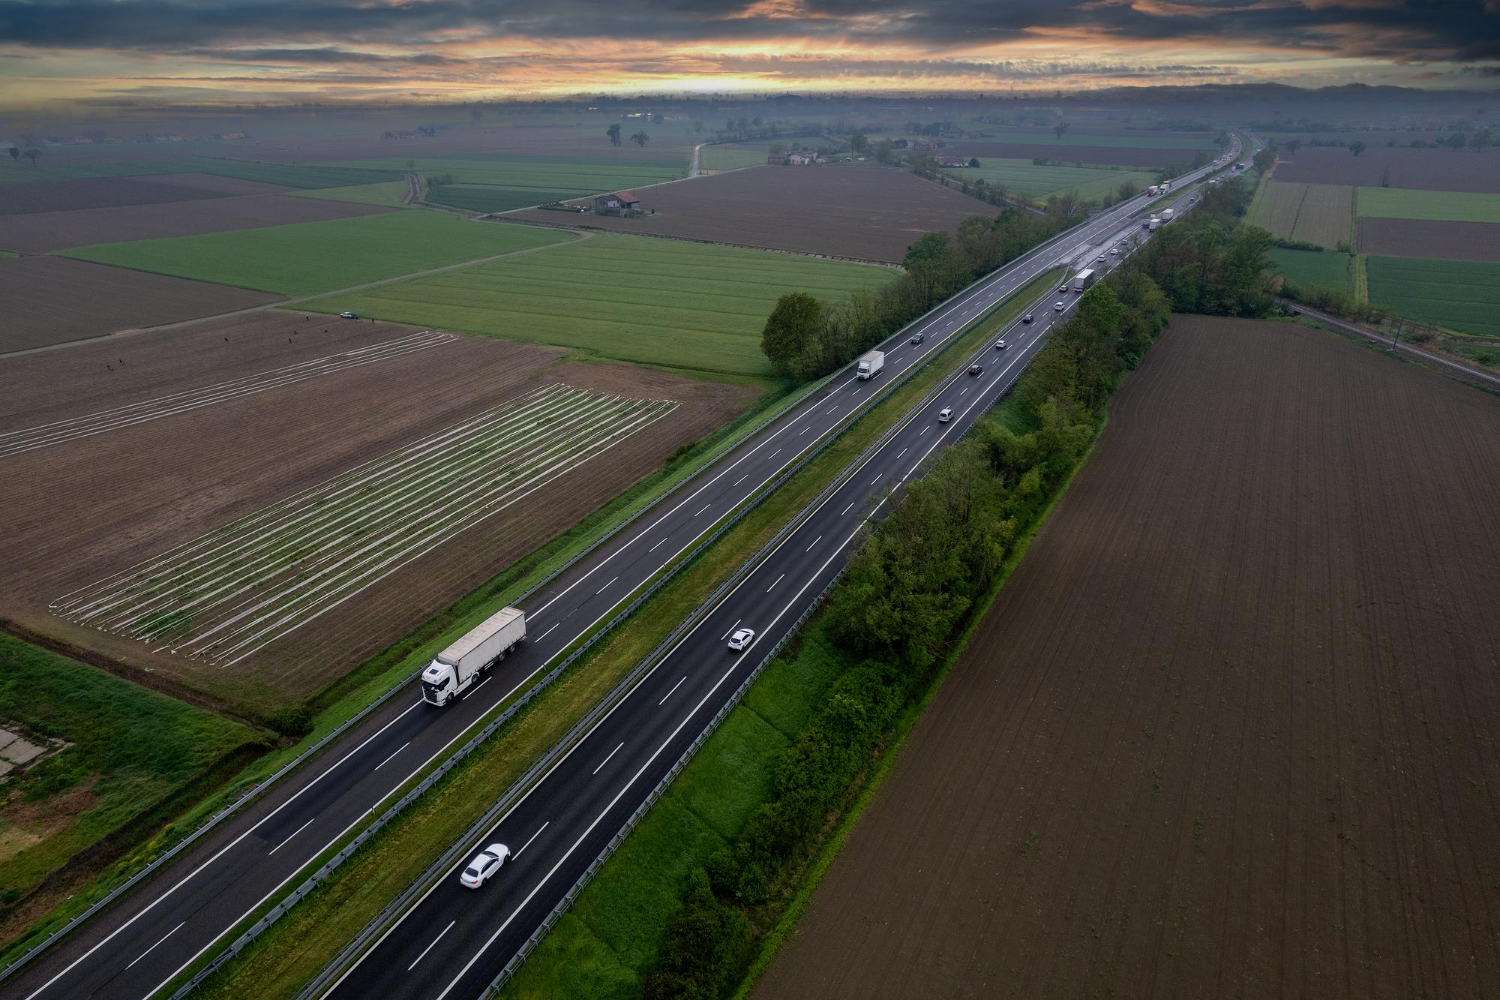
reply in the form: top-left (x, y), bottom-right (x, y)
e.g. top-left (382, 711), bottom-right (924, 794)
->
top-left (1021, 313), bottom-right (1034, 324)
top-left (910, 332), bottom-right (924, 344)
top-left (968, 364), bottom-right (982, 376)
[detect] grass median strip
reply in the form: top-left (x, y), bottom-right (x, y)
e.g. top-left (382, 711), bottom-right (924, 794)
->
top-left (181, 267), bottom-right (1063, 1000)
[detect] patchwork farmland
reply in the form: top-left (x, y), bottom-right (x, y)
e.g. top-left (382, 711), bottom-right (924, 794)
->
top-left (755, 316), bottom-right (1500, 1000)
top-left (1366, 256), bottom-right (1500, 336)
top-left (1247, 180), bottom-right (1353, 248)
top-left (510, 163), bottom-right (999, 263)
top-left (53, 384), bottom-right (676, 668)
top-left (940, 158), bottom-right (1157, 202)
top-left (1355, 218), bottom-right (1500, 262)
top-left (0, 313), bottom-right (752, 710)
top-left (1270, 146), bottom-right (1500, 193)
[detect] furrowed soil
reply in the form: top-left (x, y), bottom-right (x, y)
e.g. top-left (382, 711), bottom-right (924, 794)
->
top-left (1357, 218), bottom-right (1500, 262)
top-left (755, 315), bottom-right (1500, 1000)
top-left (0, 315), bottom-right (754, 714)
top-left (509, 162), bottom-right (998, 263)
top-left (0, 192), bottom-right (394, 254)
top-left (1271, 147), bottom-right (1500, 193)
top-left (0, 173), bottom-right (290, 216)
top-left (0, 256), bottom-right (281, 352)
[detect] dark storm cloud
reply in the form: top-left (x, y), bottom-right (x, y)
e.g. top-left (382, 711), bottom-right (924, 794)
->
top-left (184, 46), bottom-right (461, 66)
top-left (0, 0), bottom-right (1496, 65)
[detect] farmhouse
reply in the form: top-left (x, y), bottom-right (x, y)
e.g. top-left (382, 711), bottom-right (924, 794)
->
top-left (594, 191), bottom-right (642, 216)
top-left (935, 155), bottom-right (972, 168)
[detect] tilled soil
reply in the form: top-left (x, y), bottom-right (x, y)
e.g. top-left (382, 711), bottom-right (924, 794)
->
top-left (0, 256), bottom-right (282, 353)
top-left (0, 314), bottom-right (754, 711)
top-left (0, 173), bottom-right (289, 216)
top-left (509, 163), bottom-right (997, 263)
top-left (1, 191), bottom-right (392, 254)
top-left (1272, 147), bottom-right (1500, 193)
top-left (1356, 217), bottom-right (1500, 262)
top-left (754, 316), bottom-right (1500, 1000)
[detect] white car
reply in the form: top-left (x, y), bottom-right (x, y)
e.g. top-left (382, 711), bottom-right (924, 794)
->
top-left (459, 843), bottom-right (511, 889)
top-left (938, 407), bottom-right (953, 423)
top-left (339, 311), bottom-right (358, 319)
top-left (1097, 255), bottom-right (1106, 263)
top-left (1054, 301), bottom-right (1065, 312)
top-left (728, 627), bottom-right (755, 651)
top-left (995, 338), bottom-right (1008, 350)
top-left (1110, 248), bottom-right (1119, 255)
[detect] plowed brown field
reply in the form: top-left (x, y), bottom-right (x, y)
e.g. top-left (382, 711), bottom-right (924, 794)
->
top-left (755, 315), bottom-right (1500, 1000)
top-left (0, 172), bottom-right (289, 216)
top-left (510, 163), bottom-right (996, 263)
top-left (0, 192), bottom-right (392, 253)
top-left (1357, 217), bottom-right (1500, 262)
top-left (0, 315), bottom-right (754, 712)
top-left (1273, 147), bottom-right (1500, 193)
top-left (0, 256), bottom-right (281, 352)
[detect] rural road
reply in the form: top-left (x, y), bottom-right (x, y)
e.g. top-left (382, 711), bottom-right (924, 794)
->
top-left (0, 150), bottom-right (1235, 1000)
top-left (319, 175), bottom-right (1226, 1000)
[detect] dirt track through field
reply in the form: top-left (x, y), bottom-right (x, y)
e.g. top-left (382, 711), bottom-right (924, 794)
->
top-left (755, 316), bottom-right (1500, 1000)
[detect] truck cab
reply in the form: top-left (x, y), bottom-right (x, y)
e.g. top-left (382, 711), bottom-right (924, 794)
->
top-left (421, 662), bottom-right (460, 707)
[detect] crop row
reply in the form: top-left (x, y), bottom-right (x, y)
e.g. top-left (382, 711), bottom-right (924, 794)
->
top-left (0, 331), bottom-right (453, 459)
top-left (53, 384), bottom-right (677, 666)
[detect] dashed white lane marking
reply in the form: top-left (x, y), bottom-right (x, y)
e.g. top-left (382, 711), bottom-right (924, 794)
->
top-left (267, 817), bottom-right (315, 856)
top-left (373, 742), bottom-right (411, 772)
top-left (592, 742), bottom-right (624, 775)
top-left (408, 921), bottom-right (455, 972)
top-left (125, 923), bottom-right (184, 972)
top-left (514, 821), bottom-right (549, 859)
top-left (659, 676), bottom-right (687, 706)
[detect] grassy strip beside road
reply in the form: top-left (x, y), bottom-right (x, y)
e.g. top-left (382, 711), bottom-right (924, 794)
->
top-left (0, 637), bottom-right (268, 929)
top-left (182, 269), bottom-right (1062, 1000)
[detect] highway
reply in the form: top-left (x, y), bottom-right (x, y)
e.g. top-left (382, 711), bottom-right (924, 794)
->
top-left (0, 146), bottom-right (1233, 1000)
top-left (315, 176), bottom-right (1227, 1000)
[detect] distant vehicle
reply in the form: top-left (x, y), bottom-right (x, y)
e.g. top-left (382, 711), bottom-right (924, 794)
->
top-left (1110, 248), bottom-right (1120, 255)
top-left (339, 311), bottom-right (358, 319)
top-left (1059, 282), bottom-right (1070, 293)
top-left (968, 364), bottom-right (982, 376)
top-left (1148, 217), bottom-right (1162, 231)
top-left (1054, 301), bottom-right (1065, 312)
top-left (856, 349), bottom-right (884, 380)
top-left (1141, 218), bottom-right (1152, 229)
top-left (728, 627), bottom-right (755, 651)
top-left (995, 338), bottom-right (1008, 350)
top-left (1097, 255), bottom-right (1106, 263)
top-left (459, 844), bottom-right (511, 889)
top-left (1147, 184), bottom-right (1160, 196)
top-left (910, 332), bottom-right (924, 345)
top-left (1072, 268), bottom-right (1096, 293)
top-left (1161, 208), bottom-right (1176, 221)
top-left (421, 606), bottom-right (526, 707)
top-left (1021, 313), bottom-right (1034, 324)
top-left (938, 407), bottom-right (953, 423)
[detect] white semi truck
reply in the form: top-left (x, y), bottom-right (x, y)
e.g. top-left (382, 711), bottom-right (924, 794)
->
top-left (1148, 217), bottom-right (1162, 231)
top-left (857, 350), bottom-right (885, 380)
top-left (421, 606), bottom-right (527, 707)
top-left (1072, 268), bottom-right (1096, 293)
top-left (1161, 208), bottom-right (1175, 222)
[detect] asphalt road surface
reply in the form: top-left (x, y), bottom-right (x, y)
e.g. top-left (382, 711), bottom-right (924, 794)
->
top-left (318, 178), bottom-right (1226, 1000)
top-left (1, 148), bottom-right (1233, 1000)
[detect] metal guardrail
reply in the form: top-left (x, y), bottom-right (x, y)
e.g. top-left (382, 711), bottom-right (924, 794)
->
top-left (292, 247), bottom-right (1058, 1000)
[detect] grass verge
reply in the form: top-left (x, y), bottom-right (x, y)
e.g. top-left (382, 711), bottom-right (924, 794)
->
top-left (180, 267), bottom-right (1062, 1000)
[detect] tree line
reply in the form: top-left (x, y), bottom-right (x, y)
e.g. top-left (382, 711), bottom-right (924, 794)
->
top-left (760, 201), bottom-right (1088, 382)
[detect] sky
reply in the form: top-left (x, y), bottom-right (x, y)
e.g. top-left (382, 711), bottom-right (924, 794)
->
top-left (1, 0), bottom-right (1498, 111)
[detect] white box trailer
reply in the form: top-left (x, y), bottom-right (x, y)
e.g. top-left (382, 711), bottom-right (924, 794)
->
top-left (1161, 208), bottom-right (1175, 221)
top-left (857, 350), bottom-right (884, 380)
top-left (421, 606), bottom-right (526, 706)
top-left (1071, 268), bottom-right (1096, 293)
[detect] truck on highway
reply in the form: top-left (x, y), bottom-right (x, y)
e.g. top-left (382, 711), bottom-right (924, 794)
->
top-left (1072, 268), bottom-right (1096, 293)
top-left (1148, 217), bottom-right (1162, 231)
top-left (421, 606), bottom-right (526, 706)
top-left (1161, 208), bottom-right (1175, 222)
top-left (857, 350), bottom-right (884, 380)
top-left (1147, 184), bottom-right (1160, 196)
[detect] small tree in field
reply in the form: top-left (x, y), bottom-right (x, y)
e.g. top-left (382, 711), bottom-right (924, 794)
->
top-left (1349, 141), bottom-right (1366, 157)
top-left (8, 146), bottom-right (18, 164)
top-left (607, 124), bottom-right (622, 146)
top-left (631, 131), bottom-right (650, 147)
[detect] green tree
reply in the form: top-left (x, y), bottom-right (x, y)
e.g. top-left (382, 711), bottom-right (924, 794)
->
top-left (1054, 122), bottom-right (1069, 140)
top-left (1445, 131), bottom-right (1467, 150)
top-left (9, 146), bottom-right (19, 163)
top-left (1471, 128), bottom-right (1493, 152)
top-left (1283, 138), bottom-right (1301, 156)
top-left (606, 123), bottom-right (622, 146)
top-left (631, 131), bottom-right (650, 147)
top-left (761, 292), bottom-right (826, 380)
top-left (849, 132), bottom-right (868, 153)
top-left (23, 147), bottom-right (40, 168)
top-left (1117, 178), bottom-right (1139, 200)
top-left (752, 115), bottom-right (763, 127)
top-left (1349, 140), bottom-right (1366, 157)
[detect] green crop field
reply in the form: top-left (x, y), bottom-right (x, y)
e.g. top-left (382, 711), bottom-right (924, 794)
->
top-left (698, 146), bottom-right (770, 171)
top-left (1356, 187), bottom-right (1500, 224)
top-left (1249, 181), bottom-right (1353, 248)
top-left (958, 130), bottom-right (1217, 150)
top-left (423, 184), bottom-right (584, 213)
top-left (291, 181), bottom-right (411, 207)
top-left (304, 232), bottom-right (894, 376)
top-left (1270, 248), bottom-right (1352, 294)
top-left (61, 212), bottom-right (576, 297)
top-left (1248, 180), bottom-right (1305, 239)
top-left (0, 634), bottom-right (265, 905)
top-left (944, 158), bottom-right (1156, 202)
top-left (1367, 256), bottom-right (1500, 336)
top-left (187, 158), bottom-right (404, 189)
